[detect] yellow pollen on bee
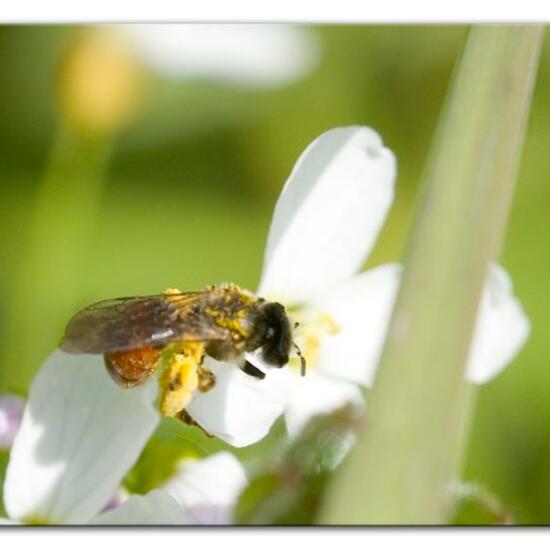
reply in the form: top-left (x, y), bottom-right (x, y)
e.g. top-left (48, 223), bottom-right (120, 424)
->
top-left (163, 287), bottom-right (183, 295)
top-left (182, 341), bottom-right (206, 363)
top-left (209, 311), bottom-right (249, 337)
top-left (160, 342), bottom-right (205, 418)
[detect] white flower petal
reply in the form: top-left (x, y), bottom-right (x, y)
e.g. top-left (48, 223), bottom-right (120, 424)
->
top-left (186, 359), bottom-right (288, 448)
top-left (4, 351), bottom-right (159, 524)
top-left (309, 264), bottom-right (401, 387)
top-left (258, 127), bottom-right (396, 303)
top-left (467, 265), bottom-right (530, 384)
top-left (119, 24), bottom-right (319, 87)
top-left (91, 489), bottom-right (183, 525)
top-left (311, 263), bottom-right (528, 388)
top-left (0, 394), bottom-right (25, 450)
top-left (163, 452), bottom-right (247, 525)
top-left (284, 372), bottom-right (364, 438)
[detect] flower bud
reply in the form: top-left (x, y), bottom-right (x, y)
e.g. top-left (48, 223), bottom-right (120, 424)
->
top-left (58, 28), bottom-right (143, 137)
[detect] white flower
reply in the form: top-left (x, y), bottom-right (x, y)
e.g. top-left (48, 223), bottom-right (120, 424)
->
top-left (94, 452), bottom-right (246, 525)
top-left (6, 126), bottom-right (529, 460)
top-left (1, 352), bottom-right (251, 525)
top-left (162, 451), bottom-right (247, 525)
top-left (0, 394), bottom-right (25, 450)
top-left (184, 126), bottom-right (530, 444)
top-left (1, 351), bottom-right (182, 525)
top-left (117, 24), bottom-right (320, 87)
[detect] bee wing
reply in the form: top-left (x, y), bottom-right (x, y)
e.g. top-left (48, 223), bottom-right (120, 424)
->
top-left (60, 292), bottom-right (228, 354)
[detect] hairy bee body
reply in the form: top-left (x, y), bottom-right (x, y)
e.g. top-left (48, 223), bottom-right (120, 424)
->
top-left (60, 283), bottom-right (295, 429)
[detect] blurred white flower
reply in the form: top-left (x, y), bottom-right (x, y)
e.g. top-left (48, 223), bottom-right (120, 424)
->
top-left (1, 352), bottom-right (183, 525)
top-left (117, 24), bottom-right (320, 87)
top-left (0, 394), bottom-right (25, 450)
top-left (95, 452), bottom-right (246, 525)
top-left (184, 126), bottom-right (530, 444)
top-left (162, 451), bottom-right (247, 525)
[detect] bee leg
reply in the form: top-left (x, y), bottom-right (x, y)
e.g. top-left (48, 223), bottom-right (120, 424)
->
top-left (160, 351), bottom-right (200, 418)
top-left (197, 364), bottom-right (216, 392)
top-left (160, 343), bottom-right (217, 438)
top-left (177, 409), bottom-right (213, 438)
top-left (241, 360), bottom-right (266, 380)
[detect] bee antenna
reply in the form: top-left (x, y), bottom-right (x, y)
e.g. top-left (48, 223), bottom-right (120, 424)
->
top-left (293, 342), bottom-right (306, 377)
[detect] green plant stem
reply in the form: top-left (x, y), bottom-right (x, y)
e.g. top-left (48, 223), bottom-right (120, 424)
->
top-left (320, 25), bottom-right (543, 524)
top-left (1, 122), bottom-right (112, 393)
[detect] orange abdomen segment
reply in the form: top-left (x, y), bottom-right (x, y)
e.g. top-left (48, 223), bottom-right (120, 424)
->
top-left (104, 346), bottom-right (161, 388)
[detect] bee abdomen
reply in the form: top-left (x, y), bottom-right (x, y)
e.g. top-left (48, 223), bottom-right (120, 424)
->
top-left (104, 347), bottom-right (161, 388)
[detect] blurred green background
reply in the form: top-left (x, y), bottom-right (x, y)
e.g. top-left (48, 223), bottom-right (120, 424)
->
top-left (0, 25), bottom-right (549, 524)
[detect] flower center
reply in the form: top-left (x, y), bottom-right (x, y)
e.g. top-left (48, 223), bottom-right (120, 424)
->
top-left (289, 311), bottom-right (340, 374)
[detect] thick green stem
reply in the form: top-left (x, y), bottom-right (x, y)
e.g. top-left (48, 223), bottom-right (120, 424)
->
top-left (320, 25), bottom-right (543, 524)
top-left (1, 123), bottom-right (112, 392)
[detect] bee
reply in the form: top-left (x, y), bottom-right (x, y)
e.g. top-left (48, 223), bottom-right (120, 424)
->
top-left (60, 283), bottom-right (305, 430)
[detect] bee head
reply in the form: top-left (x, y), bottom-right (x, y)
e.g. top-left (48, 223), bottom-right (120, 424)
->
top-left (250, 301), bottom-right (291, 367)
